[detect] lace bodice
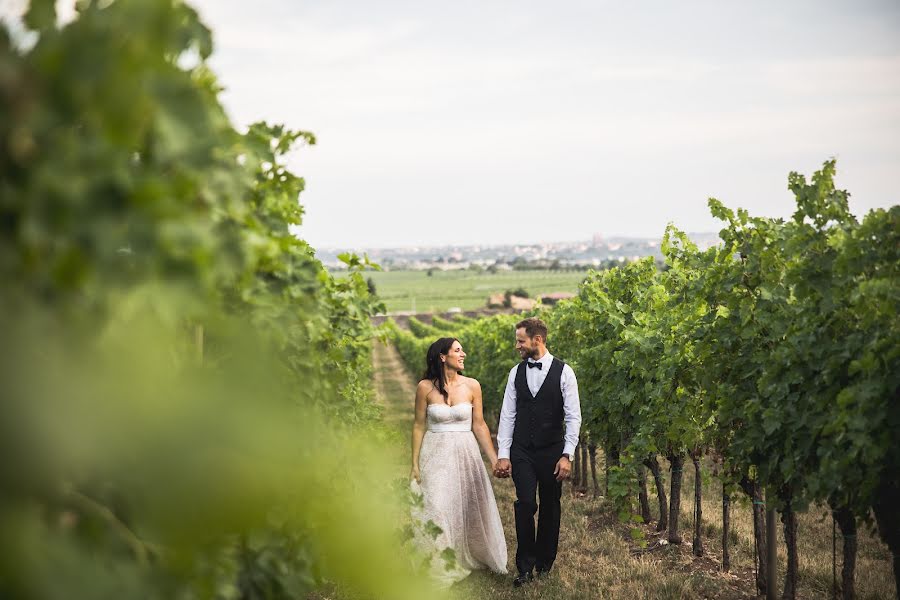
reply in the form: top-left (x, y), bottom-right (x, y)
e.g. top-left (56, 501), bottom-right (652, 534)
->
top-left (426, 402), bottom-right (472, 432)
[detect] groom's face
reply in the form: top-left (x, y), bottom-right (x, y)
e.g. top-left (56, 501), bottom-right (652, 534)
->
top-left (515, 327), bottom-right (540, 360)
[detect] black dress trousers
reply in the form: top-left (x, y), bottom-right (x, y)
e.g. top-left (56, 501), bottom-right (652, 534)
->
top-left (511, 441), bottom-right (564, 575)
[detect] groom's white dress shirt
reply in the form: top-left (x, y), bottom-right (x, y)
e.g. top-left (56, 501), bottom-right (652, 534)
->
top-left (496, 351), bottom-right (582, 461)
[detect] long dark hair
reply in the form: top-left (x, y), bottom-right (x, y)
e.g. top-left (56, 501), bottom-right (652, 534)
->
top-left (421, 337), bottom-right (460, 401)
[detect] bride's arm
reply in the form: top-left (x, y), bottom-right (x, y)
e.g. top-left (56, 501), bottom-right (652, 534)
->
top-left (410, 381), bottom-right (429, 482)
top-left (470, 379), bottom-right (498, 467)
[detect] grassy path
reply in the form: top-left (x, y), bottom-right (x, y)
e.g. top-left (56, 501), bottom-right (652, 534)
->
top-left (371, 340), bottom-right (895, 599)
top-left (373, 338), bottom-right (416, 433)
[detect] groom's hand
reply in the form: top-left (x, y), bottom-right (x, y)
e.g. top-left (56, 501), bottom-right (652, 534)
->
top-left (554, 456), bottom-right (571, 481)
top-left (493, 458), bottom-right (511, 478)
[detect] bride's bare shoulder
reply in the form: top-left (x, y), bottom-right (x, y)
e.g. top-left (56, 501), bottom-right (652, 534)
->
top-left (416, 379), bottom-right (437, 395)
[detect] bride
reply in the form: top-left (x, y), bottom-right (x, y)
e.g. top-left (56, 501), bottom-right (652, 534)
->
top-left (410, 337), bottom-right (508, 586)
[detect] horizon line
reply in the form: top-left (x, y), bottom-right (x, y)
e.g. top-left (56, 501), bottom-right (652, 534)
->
top-left (312, 231), bottom-right (722, 252)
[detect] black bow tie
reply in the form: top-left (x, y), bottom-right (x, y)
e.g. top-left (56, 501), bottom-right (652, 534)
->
top-left (526, 361), bottom-right (542, 370)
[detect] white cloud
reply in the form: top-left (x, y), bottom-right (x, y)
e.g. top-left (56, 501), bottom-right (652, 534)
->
top-left (762, 55), bottom-right (900, 96)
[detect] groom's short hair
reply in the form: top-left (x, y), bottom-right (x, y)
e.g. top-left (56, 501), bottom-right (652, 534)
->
top-left (516, 317), bottom-right (548, 342)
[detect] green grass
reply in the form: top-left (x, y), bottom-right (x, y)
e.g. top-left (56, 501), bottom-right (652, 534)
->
top-left (359, 269), bottom-right (588, 313)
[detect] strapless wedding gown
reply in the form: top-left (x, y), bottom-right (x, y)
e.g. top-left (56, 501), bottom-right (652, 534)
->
top-left (412, 402), bottom-right (508, 586)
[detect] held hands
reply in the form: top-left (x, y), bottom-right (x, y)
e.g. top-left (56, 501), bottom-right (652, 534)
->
top-left (492, 458), bottom-right (511, 478)
top-left (554, 456), bottom-right (571, 481)
top-left (491, 457), bottom-right (569, 479)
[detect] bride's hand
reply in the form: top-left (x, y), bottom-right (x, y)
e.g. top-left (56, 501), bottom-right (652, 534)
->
top-left (493, 458), bottom-right (511, 478)
top-left (410, 465), bottom-right (420, 483)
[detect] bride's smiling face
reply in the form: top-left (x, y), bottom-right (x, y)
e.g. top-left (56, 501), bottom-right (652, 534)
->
top-left (443, 341), bottom-right (466, 371)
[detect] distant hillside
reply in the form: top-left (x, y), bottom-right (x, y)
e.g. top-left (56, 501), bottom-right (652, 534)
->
top-left (317, 233), bottom-right (720, 271)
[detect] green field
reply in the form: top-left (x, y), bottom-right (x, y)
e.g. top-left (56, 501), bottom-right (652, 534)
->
top-left (361, 269), bottom-right (588, 314)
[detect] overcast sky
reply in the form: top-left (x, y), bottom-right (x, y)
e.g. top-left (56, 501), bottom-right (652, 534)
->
top-left (7, 1), bottom-right (900, 248)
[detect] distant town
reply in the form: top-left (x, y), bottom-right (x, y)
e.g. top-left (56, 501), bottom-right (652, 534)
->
top-left (317, 232), bottom-right (722, 271)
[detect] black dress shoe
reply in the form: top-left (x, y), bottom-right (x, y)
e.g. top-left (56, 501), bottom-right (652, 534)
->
top-left (512, 572), bottom-right (534, 587)
top-left (535, 568), bottom-right (551, 580)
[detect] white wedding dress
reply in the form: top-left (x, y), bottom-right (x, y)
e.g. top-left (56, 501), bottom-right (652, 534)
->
top-left (412, 402), bottom-right (508, 586)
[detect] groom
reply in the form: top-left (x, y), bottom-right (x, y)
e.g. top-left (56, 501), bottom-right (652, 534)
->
top-left (493, 317), bottom-right (581, 587)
